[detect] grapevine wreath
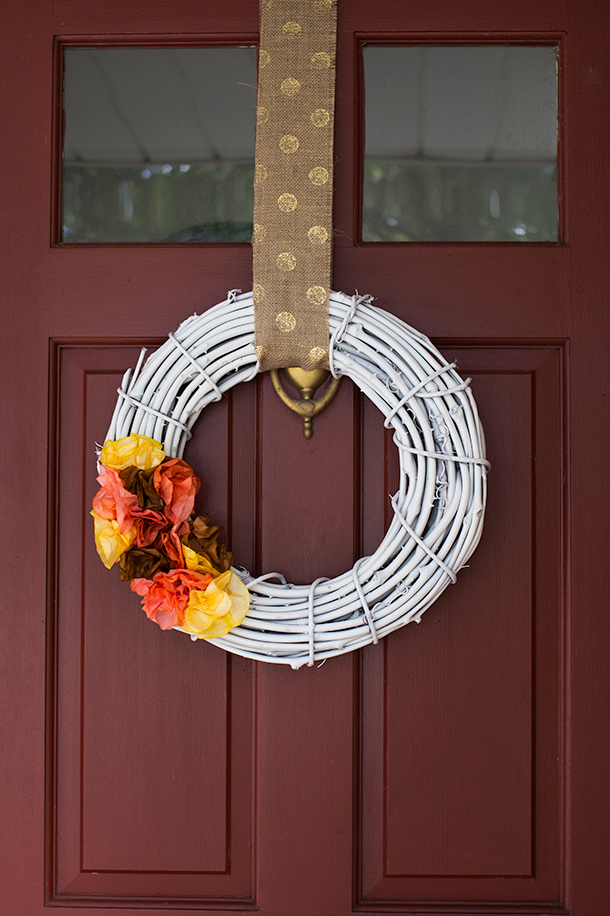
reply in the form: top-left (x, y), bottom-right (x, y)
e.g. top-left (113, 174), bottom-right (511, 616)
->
top-left (92, 290), bottom-right (488, 669)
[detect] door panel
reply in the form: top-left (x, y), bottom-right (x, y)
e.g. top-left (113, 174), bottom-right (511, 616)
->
top-left (359, 346), bottom-right (564, 909)
top-left (50, 345), bottom-right (255, 904)
top-left (2, 1), bottom-right (609, 915)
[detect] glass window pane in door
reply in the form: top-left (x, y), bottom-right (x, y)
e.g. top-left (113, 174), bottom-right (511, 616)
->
top-left (62, 47), bottom-right (257, 243)
top-left (363, 45), bottom-right (558, 242)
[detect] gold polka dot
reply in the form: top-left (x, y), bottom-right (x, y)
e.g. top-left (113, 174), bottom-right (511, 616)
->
top-left (314, 0), bottom-right (334, 9)
top-left (252, 223), bottom-right (266, 243)
top-left (259, 49), bottom-right (271, 68)
top-left (281, 77), bottom-right (301, 97)
top-left (311, 108), bottom-right (330, 127)
top-left (276, 252), bottom-right (296, 272)
top-left (257, 106), bottom-right (269, 125)
top-left (255, 345), bottom-right (269, 363)
top-left (307, 286), bottom-right (327, 305)
top-left (279, 134), bottom-right (299, 153)
top-left (308, 225), bottom-right (328, 244)
top-left (311, 51), bottom-right (331, 69)
top-left (276, 312), bottom-right (296, 333)
top-left (308, 347), bottom-right (328, 366)
top-left (255, 164), bottom-right (268, 183)
top-left (309, 166), bottom-right (329, 185)
top-left (253, 283), bottom-right (265, 303)
top-left (283, 21), bottom-right (302, 39)
top-left (278, 193), bottom-right (298, 212)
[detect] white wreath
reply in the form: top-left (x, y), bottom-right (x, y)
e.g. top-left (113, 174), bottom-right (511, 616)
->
top-left (105, 290), bottom-right (488, 668)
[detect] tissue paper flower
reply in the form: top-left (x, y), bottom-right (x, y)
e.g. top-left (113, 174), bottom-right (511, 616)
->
top-left (181, 570), bottom-right (250, 639)
top-left (92, 510), bottom-right (136, 568)
top-left (153, 458), bottom-right (200, 525)
top-left (130, 568), bottom-right (214, 630)
top-left (92, 465), bottom-right (139, 534)
top-left (99, 434), bottom-right (165, 471)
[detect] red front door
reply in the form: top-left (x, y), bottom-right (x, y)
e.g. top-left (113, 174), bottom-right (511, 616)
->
top-left (2, 1), bottom-right (608, 914)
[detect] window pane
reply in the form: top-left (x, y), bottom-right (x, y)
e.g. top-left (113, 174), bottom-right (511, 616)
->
top-left (62, 47), bottom-right (257, 243)
top-left (363, 46), bottom-right (558, 242)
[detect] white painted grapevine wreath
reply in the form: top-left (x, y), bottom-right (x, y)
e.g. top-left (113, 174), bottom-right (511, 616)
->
top-left (104, 290), bottom-right (488, 668)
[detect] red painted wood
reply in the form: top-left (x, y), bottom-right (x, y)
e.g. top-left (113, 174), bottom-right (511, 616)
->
top-left (257, 373), bottom-right (358, 583)
top-left (51, 346), bottom-right (255, 903)
top-left (359, 347), bottom-right (564, 909)
top-left (1, 0), bottom-right (609, 914)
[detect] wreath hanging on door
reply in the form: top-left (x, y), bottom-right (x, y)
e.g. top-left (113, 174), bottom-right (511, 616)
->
top-left (92, 290), bottom-right (488, 669)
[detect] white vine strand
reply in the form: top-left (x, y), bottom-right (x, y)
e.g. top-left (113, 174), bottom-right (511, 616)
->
top-left (105, 291), bottom-right (488, 669)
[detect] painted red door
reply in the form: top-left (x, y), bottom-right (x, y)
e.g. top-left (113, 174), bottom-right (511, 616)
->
top-left (1, 1), bottom-right (609, 914)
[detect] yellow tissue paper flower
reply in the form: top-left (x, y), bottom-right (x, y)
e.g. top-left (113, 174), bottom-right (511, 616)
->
top-left (92, 510), bottom-right (136, 568)
top-left (181, 570), bottom-right (250, 639)
top-left (99, 434), bottom-right (165, 471)
top-left (182, 543), bottom-right (216, 576)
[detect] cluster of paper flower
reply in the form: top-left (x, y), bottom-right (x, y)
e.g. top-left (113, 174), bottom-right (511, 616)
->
top-left (91, 434), bottom-right (249, 639)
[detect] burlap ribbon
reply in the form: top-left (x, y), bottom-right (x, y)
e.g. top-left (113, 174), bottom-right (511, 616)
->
top-left (252, 0), bottom-right (337, 372)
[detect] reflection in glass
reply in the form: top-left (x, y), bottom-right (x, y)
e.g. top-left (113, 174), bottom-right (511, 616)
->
top-left (62, 47), bottom-right (257, 243)
top-left (363, 46), bottom-right (558, 242)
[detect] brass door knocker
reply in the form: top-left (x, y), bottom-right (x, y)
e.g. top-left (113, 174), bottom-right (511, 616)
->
top-left (270, 367), bottom-right (341, 439)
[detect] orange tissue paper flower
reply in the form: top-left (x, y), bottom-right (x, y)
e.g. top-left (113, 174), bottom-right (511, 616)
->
top-left (92, 465), bottom-right (139, 534)
top-left (153, 458), bottom-right (201, 525)
top-left (181, 570), bottom-right (250, 640)
top-left (154, 525), bottom-right (189, 566)
top-left (91, 510), bottom-right (136, 568)
top-left (99, 434), bottom-right (165, 471)
top-left (130, 568), bottom-right (214, 630)
top-left (132, 508), bottom-right (172, 548)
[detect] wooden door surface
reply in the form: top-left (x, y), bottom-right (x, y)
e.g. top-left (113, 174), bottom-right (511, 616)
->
top-left (1, 0), bottom-right (609, 914)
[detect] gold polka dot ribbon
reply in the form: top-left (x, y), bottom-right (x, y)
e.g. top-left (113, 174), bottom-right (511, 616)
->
top-left (252, 0), bottom-right (337, 372)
